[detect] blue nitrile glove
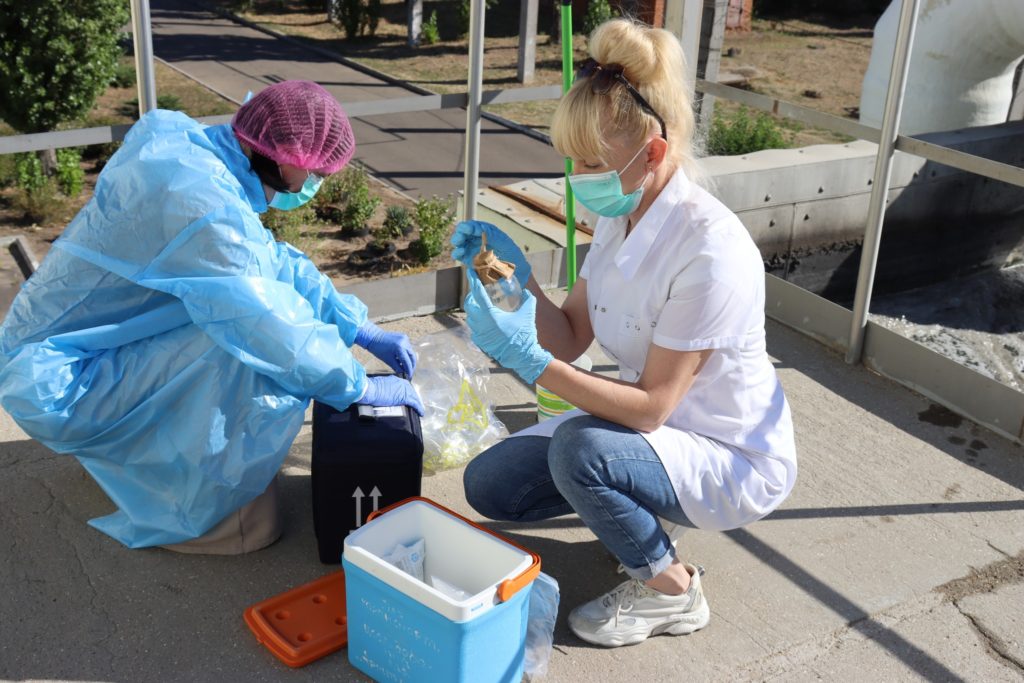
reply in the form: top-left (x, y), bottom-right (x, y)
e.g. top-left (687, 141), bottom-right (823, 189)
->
top-left (354, 322), bottom-right (417, 377)
top-left (464, 273), bottom-right (552, 384)
top-left (451, 220), bottom-right (532, 285)
top-left (360, 375), bottom-right (425, 416)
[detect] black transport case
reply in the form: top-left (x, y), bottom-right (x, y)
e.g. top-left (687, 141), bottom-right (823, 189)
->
top-left (311, 383), bottom-right (424, 564)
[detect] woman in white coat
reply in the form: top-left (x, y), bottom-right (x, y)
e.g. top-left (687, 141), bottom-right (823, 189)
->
top-left (453, 18), bottom-right (797, 647)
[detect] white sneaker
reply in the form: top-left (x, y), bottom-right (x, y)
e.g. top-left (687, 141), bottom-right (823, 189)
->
top-left (568, 564), bottom-right (710, 647)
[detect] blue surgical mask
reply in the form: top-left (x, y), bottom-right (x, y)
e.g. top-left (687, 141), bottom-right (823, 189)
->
top-left (269, 173), bottom-right (323, 211)
top-left (568, 145), bottom-right (650, 217)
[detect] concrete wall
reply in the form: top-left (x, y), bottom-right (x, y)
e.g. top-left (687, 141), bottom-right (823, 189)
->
top-left (706, 120), bottom-right (1024, 302)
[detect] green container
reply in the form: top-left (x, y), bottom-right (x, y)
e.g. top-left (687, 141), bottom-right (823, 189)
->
top-left (535, 354), bottom-right (592, 421)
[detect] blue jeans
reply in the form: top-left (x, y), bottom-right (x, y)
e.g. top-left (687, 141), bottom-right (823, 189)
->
top-left (463, 415), bottom-right (694, 581)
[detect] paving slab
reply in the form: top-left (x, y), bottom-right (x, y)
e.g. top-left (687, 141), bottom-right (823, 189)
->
top-left (1, 287), bottom-right (1023, 682)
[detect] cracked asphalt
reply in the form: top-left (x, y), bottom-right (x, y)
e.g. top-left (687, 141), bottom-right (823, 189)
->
top-left (2, 291), bottom-right (1023, 681)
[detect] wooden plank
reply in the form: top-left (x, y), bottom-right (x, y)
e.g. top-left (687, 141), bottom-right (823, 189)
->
top-left (490, 184), bottom-right (594, 236)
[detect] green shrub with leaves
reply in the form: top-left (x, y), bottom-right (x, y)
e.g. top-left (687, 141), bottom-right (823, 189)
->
top-left (583, 0), bottom-right (615, 36)
top-left (411, 195), bottom-right (455, 264)
top-left (14, 153), bottom-right (47, 194)
top-left (0, 0), bottom-right (130, 135)
top-left (334, 0), bottom-right (382, 39)
top-left (55, 148), bottom-right (84, 197)
top-left (342, 181), bottom-right (381, 236)
top-left (378, 204), bottom-right (413, 240)
top-left (13, 179), bottom-right (66, 225)
top-left (312, 170), bottom-right (349, 209)
top-left (336, 0), bottom-right (363, 38)
top-left (110, 61), bottom-right (136, 89)
top-left (706, 107), bottom-right (788, 156)
top-left (421, 11), bottom-right (441, 46)
top-left (364, 0), bottom-right (382, 36)
top-left (0, 154), bottom-right (16, 188)
top-left (261, 204), bottom-right (316, 252)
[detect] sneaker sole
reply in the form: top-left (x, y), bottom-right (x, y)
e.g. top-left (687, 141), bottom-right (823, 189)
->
top-left (569, 602), bottom-right (711, 648)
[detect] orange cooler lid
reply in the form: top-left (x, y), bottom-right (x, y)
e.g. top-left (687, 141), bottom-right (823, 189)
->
top-left (243, 570), bottom-right (348, 668)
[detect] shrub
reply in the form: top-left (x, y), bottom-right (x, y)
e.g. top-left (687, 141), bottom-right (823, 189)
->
top-left (55, 148), bottom-right (84, 197)
top-left (706, 107), bottom-right (788, 156)
top-left (14, 153), bottom-right (47, 194)
top-left (313, 170), bottom-right (349, 208)
top-left (364, 0), bottom-right (381, 36)
top-left (378, 204), bottom-right (412, 240)
top-left (12, 177), bottom-right (66, 225)
top-left (583, 0), bottom-right (615, 37)
top-left (336, 0), bottom-right (363, 38)
top-left (261, 204), bottom-right (316, 252)
top-left (421, 11), bottom-right (440, 46)
top-left (342, 180), bottom-right (381, 236)
top-left (0, 154), bottom-right (16, 188)
top-left (411, 195), bottom-right (455, 264)
top-left (0, 0), bottom-right (130, 134)
top-left (110, 61), bottom-right (136, 89)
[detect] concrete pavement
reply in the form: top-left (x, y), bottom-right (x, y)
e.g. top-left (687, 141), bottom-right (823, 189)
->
top-left (1, 291), bottom-right (1023, 682)
top-left (149, 0), bottom-right (566, 200)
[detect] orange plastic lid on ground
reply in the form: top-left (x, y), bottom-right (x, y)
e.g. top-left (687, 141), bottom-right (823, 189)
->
top-left (243, 570), bottom-right (348, 667)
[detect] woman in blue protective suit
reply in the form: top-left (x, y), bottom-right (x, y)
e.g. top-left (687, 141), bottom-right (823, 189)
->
top-left (0, 80), bottom-right (423, 552)
top-left (453, 19), bottom-right (797, 647)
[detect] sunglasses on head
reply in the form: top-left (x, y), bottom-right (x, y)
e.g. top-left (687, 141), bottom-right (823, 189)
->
top-left (575, 58), bottom-right (667, 142)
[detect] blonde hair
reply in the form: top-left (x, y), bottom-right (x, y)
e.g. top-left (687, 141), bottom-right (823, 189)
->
top-left (551, 18), bottom-right (700, 180)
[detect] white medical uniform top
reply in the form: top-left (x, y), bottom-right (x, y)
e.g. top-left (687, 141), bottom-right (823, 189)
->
top-left (515, 168), bottom-right (797, 531)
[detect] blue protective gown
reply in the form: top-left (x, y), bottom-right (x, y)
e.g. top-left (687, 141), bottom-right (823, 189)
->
top-left (0, 110), bottom-right (370, 548)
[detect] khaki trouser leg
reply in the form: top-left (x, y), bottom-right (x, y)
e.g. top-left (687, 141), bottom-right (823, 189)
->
top-left (161, 476), bottom-right (282, 555)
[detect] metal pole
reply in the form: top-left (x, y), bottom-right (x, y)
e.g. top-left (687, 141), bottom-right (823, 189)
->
top-left (664, 0), bottom-right (704, 91)
top-left (130, 0), bottom-right (158, 115)
top-left (845, 0), bottom-right (921, 365)
top-left (561, 0), bottom-right (576, 289)
top-left (462, 0), bottom-right (486, 221)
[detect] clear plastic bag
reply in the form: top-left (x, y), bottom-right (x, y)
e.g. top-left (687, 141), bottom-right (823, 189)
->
top-left (411, 326), bottom-right (508, 473)
top-left (524, 572), bottom-right (560, 681)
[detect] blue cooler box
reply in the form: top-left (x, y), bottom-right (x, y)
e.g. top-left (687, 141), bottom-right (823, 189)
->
top-left (342, 497), bottom-right (540, 683)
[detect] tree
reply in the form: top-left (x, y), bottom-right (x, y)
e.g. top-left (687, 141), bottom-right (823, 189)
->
top-left (0, 0), bottom-right (130, 171)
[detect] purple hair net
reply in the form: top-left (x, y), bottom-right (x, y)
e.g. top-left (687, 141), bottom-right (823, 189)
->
top-left (232, 80), bottom-right (355, 174)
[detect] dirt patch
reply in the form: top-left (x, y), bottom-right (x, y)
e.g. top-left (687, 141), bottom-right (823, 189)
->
top-left (937, 551), bottom-right (1024, 603)
top-left (719, 15), bottom-right (876, 146)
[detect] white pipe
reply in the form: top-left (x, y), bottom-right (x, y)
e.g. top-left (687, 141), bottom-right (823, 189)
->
top-left (130, 0), bottom-right (158, 115)
top-left (463, 0), bottom-right (485, 221)
top-left (847, 0), bottom-right (921, 366)
top-left (861, 0), bottom-right (1024, 135)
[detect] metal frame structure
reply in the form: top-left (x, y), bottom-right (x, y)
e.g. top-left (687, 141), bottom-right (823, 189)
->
top-left (1, 0), bottom-right (1022, 441)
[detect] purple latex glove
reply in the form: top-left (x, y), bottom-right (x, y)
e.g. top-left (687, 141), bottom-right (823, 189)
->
top-left (354, 322), bottom-right (417, 377)
top-left (360, 375), bottom-right (424, 415)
